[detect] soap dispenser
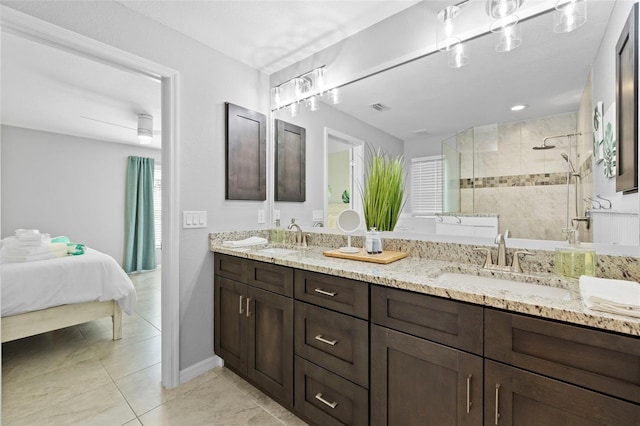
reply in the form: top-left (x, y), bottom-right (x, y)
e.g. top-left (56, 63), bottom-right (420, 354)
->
top-left (270, 219), bottom-right (285, 243)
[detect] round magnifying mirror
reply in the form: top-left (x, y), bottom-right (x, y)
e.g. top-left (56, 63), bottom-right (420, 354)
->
top-left (336, 209), bottom-right (361, 253)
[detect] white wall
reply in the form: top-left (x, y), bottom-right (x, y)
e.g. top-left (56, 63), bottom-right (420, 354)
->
top-left (273, 102), bottom-right (403, 227)
top-left (1, 125), bottom-right (161, 265)
top-left (592, 0), bottom-right (639, 214)
top-left (2, 1), bottom-right (270, 370)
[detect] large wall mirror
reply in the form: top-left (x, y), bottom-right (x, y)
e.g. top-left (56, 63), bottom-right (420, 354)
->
top-left (272, 1), bottom-right (640, 253)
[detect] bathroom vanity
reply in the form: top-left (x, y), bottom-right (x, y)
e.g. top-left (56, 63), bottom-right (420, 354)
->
top-left (212, 244), bottom-right (640, 426)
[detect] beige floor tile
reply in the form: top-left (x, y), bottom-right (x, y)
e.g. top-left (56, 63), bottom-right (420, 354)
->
top-left (116, 363), bottom-right (178, 416)
top-left (5, 382), bottom-right (136, 426)
top-left (2, 357), bottom-right (113, 424)
top-left (123, 418), bottom-right (144, 426)
top-left (219, 367), bottom-right (307, 424)
top-left (78, 313), bottom-right (160, 351)
top-left (138, 375), bottom-right (282, 426)
top-left (2, 327), bottom-right (95, 385)
top-left (97, 335), bottom-right (161, 380)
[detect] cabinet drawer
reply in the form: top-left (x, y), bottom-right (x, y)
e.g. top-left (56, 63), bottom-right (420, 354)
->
top-left (214, 253), bottom-right (247, 282)
top-left (247, 260), bottom-right (293, 296)
top-left (485, 360), bottom-right (640, 426)
top-left (485, 309), bottom-right (640, 404)
top-left (371, 285), bottom-right (483, 355)
top-left (295, 301), bottom-right (368, 388)
top-left (295, 356), bottom-right (368, 426)
top-left (294, 270), bottom-right (369, 319)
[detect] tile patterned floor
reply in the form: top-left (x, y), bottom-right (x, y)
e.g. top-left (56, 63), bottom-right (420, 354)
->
top-left (2, 269), bottom-right (307, 425)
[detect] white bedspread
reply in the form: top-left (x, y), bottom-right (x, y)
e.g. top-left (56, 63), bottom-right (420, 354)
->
top-left (1, 248), bottom-right (137, 317)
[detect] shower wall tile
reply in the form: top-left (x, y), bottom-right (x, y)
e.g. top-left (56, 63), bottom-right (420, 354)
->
top-left (452, 111), bottom-right (582, 242)
top-left (473, 187), bottom-right (498, 214)
top-left (460, 188), bottom-right (474, 213)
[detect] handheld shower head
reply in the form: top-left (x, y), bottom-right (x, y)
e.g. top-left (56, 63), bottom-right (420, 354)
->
top-left (561, 152), bottom-right (577, 174)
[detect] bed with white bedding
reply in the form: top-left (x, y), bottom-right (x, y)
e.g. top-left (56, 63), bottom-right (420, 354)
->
top-left (1, 248), bottom-right (137, 342)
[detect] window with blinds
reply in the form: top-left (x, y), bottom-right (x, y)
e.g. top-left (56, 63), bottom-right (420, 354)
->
top-left (411, 155), bottom-right (443, 215)
top-left (153, 166), bottom-right (162, 249)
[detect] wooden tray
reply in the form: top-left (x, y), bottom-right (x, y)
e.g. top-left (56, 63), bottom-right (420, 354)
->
top-left (323, 248), bottom-right (408, 264)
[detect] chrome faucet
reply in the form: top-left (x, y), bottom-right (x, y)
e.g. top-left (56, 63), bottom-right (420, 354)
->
top-left (287, 220), bottom-right (305, 246)
top-left (475, 229), bottom-right (534, 272)
top-left (495, 230), bottom-right (510, 268)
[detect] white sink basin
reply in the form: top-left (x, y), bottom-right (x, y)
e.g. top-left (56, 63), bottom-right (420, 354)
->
top-left (257, 248), bottom-right (298, 256)
top-left (437, 272), bottom-right (571, 300)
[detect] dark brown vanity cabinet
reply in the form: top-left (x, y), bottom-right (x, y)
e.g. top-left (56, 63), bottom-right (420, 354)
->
top-left (484, 309), bottom-right (640, 425)
top-left (294, 270), bottom-right (370, 426)
top-left (370, 286), bottom-right (484, 426)
top-left (484, 360), bottom-right (640, 426)
top-left (214, 254), bottom-right (294, 406)
top-left (214, 254), bottom-right (640, 425)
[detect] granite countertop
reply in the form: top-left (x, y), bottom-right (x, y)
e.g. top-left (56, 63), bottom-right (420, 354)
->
top-left (210, 243), bottom-right (640, 337)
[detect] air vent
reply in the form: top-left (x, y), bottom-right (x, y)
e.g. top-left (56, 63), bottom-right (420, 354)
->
top-left (370, 102), bottom-right (390, 112)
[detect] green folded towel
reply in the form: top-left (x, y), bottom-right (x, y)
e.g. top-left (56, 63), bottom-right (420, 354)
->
top-left (51, 236), bottom-right (85, 255)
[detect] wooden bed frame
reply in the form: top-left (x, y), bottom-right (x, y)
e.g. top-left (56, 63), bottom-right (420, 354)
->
top-left (1, 300), bottom-right (122, 343)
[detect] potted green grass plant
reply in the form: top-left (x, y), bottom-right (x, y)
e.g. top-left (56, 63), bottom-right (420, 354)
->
top-left (362, 147), bottom-right (405, 231)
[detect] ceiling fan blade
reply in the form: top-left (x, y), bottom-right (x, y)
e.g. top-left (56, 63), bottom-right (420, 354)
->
top-left (80, 115), bottom-right (162, 135)
top-left (80, 115), bottom-right (136, 131)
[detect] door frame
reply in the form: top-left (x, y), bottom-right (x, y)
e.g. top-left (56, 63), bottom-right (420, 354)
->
top-left (0, 6), bottom-right (182, 388)
top-left (324, 127), bottom-right (365, 228)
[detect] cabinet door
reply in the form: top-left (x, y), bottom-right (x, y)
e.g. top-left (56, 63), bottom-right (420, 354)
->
top-left (484, 360), bottom-right (640, 426)
top-left (246, 286), bottom-right (294, 406)
top-left (214, 276), bottom-right (247, 375)
top-left (371, 325), bottom-right (483, 426)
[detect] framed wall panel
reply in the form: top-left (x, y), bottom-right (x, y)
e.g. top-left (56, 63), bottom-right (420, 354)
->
top-left (275, 119), bottom-right (306, 202)
top-left (615, 4), bottom-right (638, 194)
top-left (225, 102), bottom-right (266, 200)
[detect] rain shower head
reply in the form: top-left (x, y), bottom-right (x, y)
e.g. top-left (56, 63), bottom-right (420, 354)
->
top-left (534, 132), bottom-right (583, 151)
top-left (533, 136), bottom-right (557, 150)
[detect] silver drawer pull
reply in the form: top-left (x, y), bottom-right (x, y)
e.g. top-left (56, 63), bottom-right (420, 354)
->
top-left (314, 288), bottom-right (336, 297)
top-left (315, 392), bottom-right (338, 409)
top-left (315, 334), bottom-right (338, 346)
top-left (466, 374), bottom-right (472, 413)
top-left (495, 384), bottom-right (501, 425)
top-left (238, 295), bottom-right (244, 315)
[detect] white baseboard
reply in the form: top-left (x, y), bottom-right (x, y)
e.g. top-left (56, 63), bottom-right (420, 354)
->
top-left (179, 355), bottom-right (223, 385)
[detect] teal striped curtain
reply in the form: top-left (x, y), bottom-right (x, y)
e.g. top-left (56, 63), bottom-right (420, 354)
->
top-left (124, 156), bottom-right (156, 273)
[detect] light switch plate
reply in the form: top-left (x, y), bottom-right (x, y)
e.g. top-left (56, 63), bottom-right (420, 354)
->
top-left (257, 210), bottom-right (265, 224)
top-left (183, 211), bottom-right (207, 229)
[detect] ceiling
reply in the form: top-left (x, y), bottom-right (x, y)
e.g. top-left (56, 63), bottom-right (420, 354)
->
top-left (0, 0), bottom-right (421, 147)
top-left (116, 0), bottom-right (423, 75)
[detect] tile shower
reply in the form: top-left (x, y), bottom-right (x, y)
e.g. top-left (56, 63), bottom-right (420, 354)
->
top-left (443, 111), bottom-right (594, 241)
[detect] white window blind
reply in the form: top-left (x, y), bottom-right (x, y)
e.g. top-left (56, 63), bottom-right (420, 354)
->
top-left (411, 155), bottom-right (443, 215)
top-left (153, 166), bottom-right (162, 249)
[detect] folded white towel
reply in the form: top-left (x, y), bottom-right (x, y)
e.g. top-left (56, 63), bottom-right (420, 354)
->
top-left (1, 243), bottom-right (68, 263)
top-left (3, 234), bottom-right (51, 247)
top-left (222, 237), bottom-right (268, 248)
top-left (579, 276), bottom-right (640, 318)
top-left (3, 242), bottom-right (68, 256)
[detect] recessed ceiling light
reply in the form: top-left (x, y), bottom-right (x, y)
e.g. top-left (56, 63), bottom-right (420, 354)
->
top-left (511, 104), bottom-right (527, 111)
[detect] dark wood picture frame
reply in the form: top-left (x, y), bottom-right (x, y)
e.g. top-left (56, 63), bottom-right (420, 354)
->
top-left (225, 102), bottom-right (266, 200)
top-left (274, 119), bottom-right (306, 202)
top-left (616, 3), bottom-right (639, 194)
